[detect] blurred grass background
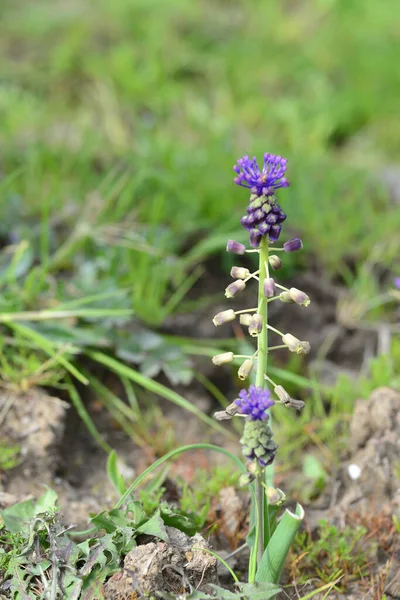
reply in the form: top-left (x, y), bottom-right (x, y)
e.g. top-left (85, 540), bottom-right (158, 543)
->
top-left (0, 0), bottom-right (399, 447)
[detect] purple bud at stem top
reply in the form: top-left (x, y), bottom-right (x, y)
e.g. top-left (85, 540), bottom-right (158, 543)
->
top-left (249, 313), bottom-right (262, 337)
top-left (226, 240), bottom-right (246, 255)
top-left (269, 255), bottom-right (283, 270)
top-left (263, 277), bottom-right (276, 298)
top-left (238, 359), bottom-right (253, 380)
top-left (283, 238), bottom-right (303, 252)
top-left (212, 352), bottom-right (234, 366)
top-left (225, 280), bottom-right (246, 298)
top-left (212, 309), bottom-right (236, 327)
top-left (289, 287), bottom-right (310, 307)
top-left (231, 266), bottom-right (250, 280)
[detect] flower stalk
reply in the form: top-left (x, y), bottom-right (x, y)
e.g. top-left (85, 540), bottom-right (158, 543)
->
top-left (212, 152), bottom-right (309, 583)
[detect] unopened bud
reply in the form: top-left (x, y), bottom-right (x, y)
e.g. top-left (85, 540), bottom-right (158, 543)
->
top-left (247, 461), bottom-right (261, 476)
top-left (249, 229), bottom-right (262, 248)
top-left (299, 341), bottom-right (311, 354)
top-left (285, 398), bottom-right (305, 410)
top-left (289, 287), bottom-right (310, 307)
top-left (274, 385), bottom-right (305, 409)
top-left (269, 255), bottom-right (283, 270)
top-left (230, 266), bottom-right (250, 280)
top-left (279, 291), bottom-right (295, 303)
top-left (282, 333), bottom-right (310, 354)
top-left (212, 352), bottom-right (234, 366)
top-left (283, 238), bottom-right (303, 252)
top-left (249, 313), bottom-right (262, 336)
top-left (226, 240), bottom-right (246, 255)
top-left (214, 410), bottom-right (232, 421)
top-left (213, 309), bottom-right (236, 327)
top-left (225, 280), bottom-right (246, 298)
top-left (239, 472), bottom-right (256, 486)
top-left (274, 385), bottom-right (291, 403)
top-left (265, 486), bottom-right (285, 505)
top-left (263, 277), bottom-right (276, 298)
top-left (239, 314), bottom-right (253, 326)
top-left (238, 359), bottom-right (253, 380)
top-left (214, 401), bottom-right (239, 421)
top-left (282, 333), bottom-right (301, 352)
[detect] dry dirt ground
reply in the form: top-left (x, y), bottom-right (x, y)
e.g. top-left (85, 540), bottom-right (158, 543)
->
top-left (1, 384), bottom-right (400, 599)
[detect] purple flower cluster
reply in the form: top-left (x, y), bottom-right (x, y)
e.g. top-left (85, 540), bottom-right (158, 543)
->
top-left (235, 384), bottom-right (274, 421)
top-left (233, 153), bottom-right (289, 247)
top-left (233, 153), bottom-right (289, 197)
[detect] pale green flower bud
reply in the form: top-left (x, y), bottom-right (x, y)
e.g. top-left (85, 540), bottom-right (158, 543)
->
top-left (289, 287), bottom-right (310, 307)
top-left (213, 309), bottom-right (236, 327)
top-left (239, 472), bottom-right (256, 486)
top-left (265, 486), bottom-right (286, 505)
top-left (269, 255), bottom-right (283, 270)
top-left (230, 266), bottom-right (250, 280)
top-left (214, 401), bottom-right (240, 421)
top-left (282, 333), bottom-right (311, 354)
top-left (279, 291), bottom-right (295, 303)
top-left (249, 313), bottom-right (262, 337)
top-left (225, 280), bottom-right (246, 298)
top-left (274, 385), bottom-right (305, 409)
top-left (238, 359), bottom-right (253, 380)
top-left (212, 352), bottom-right (234, 366)
top-left (239, 314), bottom-right (253, 326)
top-left (299, 341), bottom-right (311, 354)
top-left (274, 385), bottom-right (291, 403)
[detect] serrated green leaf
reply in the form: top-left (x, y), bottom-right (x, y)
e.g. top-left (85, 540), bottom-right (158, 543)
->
top-left (136, 510), bottom-right (168, 541)
top-left (160, 504), bottom-right (199, 536)
top-left (1, 487), bottom-right (57, 534)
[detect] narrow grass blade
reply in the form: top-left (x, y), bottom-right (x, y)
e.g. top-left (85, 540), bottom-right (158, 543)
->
top-left (87, 350), bottom-right (231, 435)
top-left (298, 579), bottom-right (341, 599)
top-left (0, 308), bottom-right (132, 322)
top-left (5, 321), bottom-right (88, 384)
top-left (66, 382), bottom-right (112, 453)
top-left (255, 504), bottom-right (304, 584)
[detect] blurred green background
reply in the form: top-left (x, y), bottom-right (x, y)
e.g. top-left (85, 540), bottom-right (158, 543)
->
top-left (0, 0), bottom-right (399, 404)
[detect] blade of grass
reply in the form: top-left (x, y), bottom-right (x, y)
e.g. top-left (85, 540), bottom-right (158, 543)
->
top-left (0, 308), bottom-right (133, 322)
top-left (87, 350), bottom-right (232, 436)
top-left (66, 381), bottom-right (112, 453)
top-left (5, 321), bottom-right (88, 384)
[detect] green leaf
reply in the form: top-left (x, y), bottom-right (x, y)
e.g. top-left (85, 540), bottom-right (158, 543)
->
top-left (256, 504), bottom-right (304, 585)
top-left (107, 450), bottom-right (126, 495)
top-left (160, 504), bottom-right (199, 536)
top-left (136, 510), bottom-right (168, 541)
top-left (1, 487), bottom-right (58, 534)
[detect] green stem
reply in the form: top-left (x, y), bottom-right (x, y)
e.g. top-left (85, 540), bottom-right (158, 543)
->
top-left (254, 237), bottom-right (270, 566)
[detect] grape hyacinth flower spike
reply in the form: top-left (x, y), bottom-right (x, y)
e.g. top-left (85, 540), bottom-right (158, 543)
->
top-left (212, 152), bottom-right (310, 573)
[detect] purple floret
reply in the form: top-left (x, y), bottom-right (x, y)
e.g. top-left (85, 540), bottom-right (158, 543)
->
top-left (234, 384), bottom-right (275, 421)
top-left (233, 153), bottom-right (290, 197)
